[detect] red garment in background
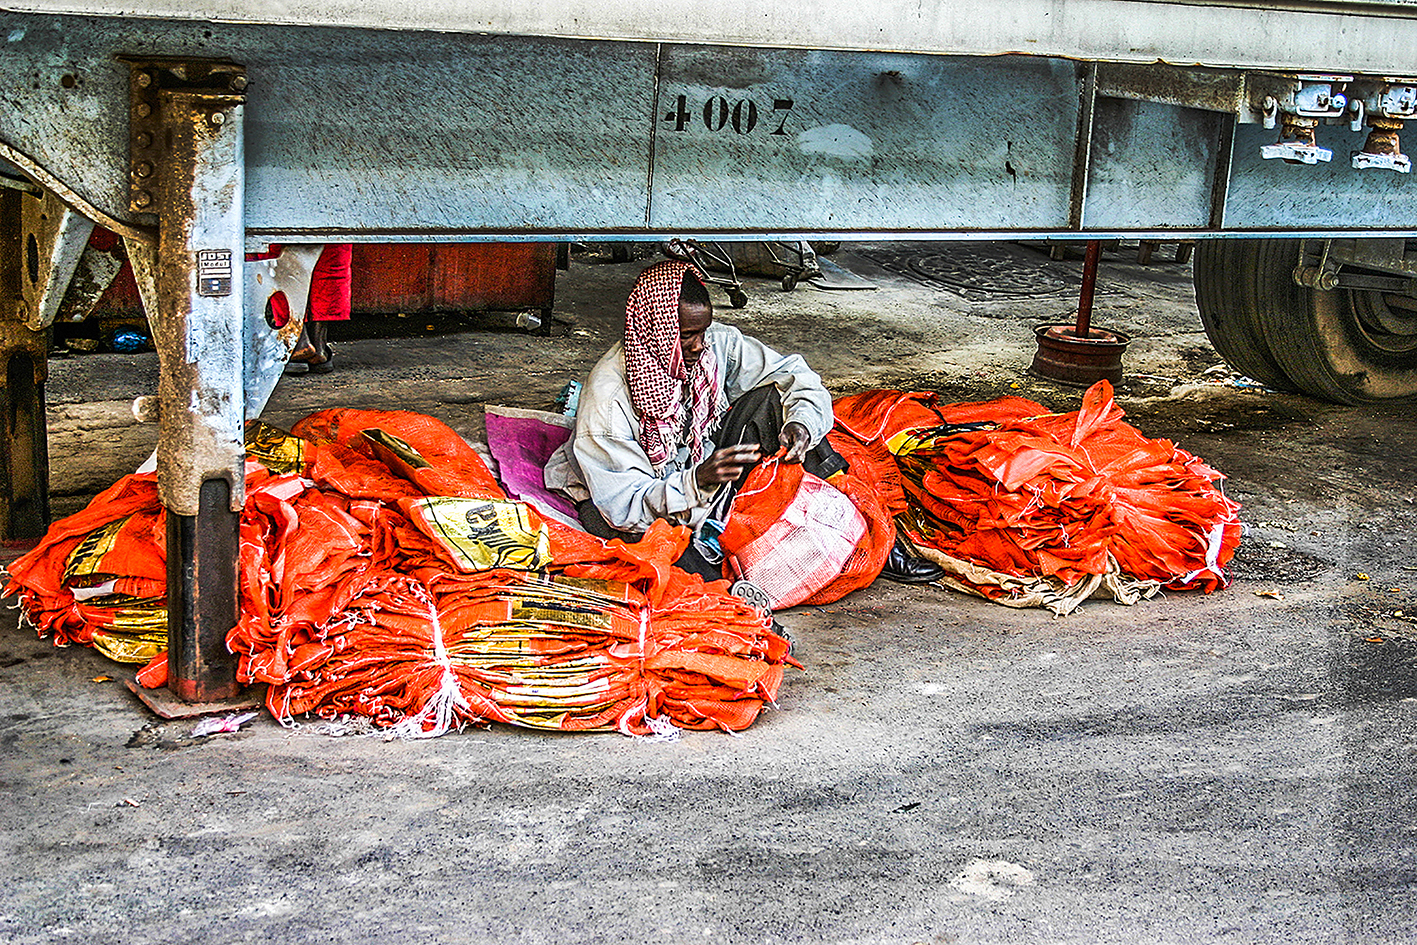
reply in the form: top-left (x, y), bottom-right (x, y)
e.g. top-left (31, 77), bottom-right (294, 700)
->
top-left (307, 243), bottom-right (352, 322)
top-left (247, 243), bottom-right (352, 327)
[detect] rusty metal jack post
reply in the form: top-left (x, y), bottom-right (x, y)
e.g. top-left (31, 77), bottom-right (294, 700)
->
top-left (1029, 239), bottom-right (1130, 386)
top-left (123, 58), bottom-right (252, 710)
top-left (0, 187), bottom-right (65, 543)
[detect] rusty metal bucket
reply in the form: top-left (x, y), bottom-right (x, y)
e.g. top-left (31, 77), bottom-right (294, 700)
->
top-left (1027, 239), bottom-right (1129, 386)
top-left (1029, 323), bottom-right (1130, 386)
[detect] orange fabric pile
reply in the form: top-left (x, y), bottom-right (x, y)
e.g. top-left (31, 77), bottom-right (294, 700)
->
top-left (269, 566), bottom-right (787, 735)
top-left (1, 474), bottom-right (165, 652)
top-left (830, 381), bottom-right (1242, 601)
top-left (3, 409), bottom-right (794, 736)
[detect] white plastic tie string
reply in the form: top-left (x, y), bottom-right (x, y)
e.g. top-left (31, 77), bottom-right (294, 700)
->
top-left (387, 585), bottom-right (469, 740)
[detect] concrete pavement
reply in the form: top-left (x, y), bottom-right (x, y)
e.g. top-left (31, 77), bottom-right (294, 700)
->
top-left (3, 242), bottom-right (1415, 944)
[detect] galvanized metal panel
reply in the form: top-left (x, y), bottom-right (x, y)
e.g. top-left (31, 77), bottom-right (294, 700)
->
top-left (1083, 98), bottom-right (1223, 229)
top-left (9, 0), bottom-right (1417, 76)
top-left (0, 13), bottom-right (656, 235)
top-left (5, 10), bottom-right (1417, 238)
top-left (0, 14), bottom-right (136, 230)
top-left (1225, 123), bottom-right (1417, 230)
top-left (244, 30), bottom-right (655, 238)
top-left (650, 48), bottom-right (1078, 231)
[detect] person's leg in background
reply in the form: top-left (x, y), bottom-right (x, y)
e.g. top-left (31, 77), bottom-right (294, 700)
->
top-left (289, 243), bottom-right (352, 374)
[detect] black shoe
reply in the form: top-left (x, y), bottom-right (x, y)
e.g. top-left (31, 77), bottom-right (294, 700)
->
top-left (307, 346), bottom-right (334, 374)
top-left (880, 541), bottom-right (944, 584)
top-left (770, 620), bottom-right (795, 656)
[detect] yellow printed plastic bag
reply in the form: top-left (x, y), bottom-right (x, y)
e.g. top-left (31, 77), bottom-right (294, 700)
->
top-left (402, 497), bottom-right (551, 572)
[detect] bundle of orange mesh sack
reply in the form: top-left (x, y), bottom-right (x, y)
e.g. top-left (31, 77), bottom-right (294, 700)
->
top-left (3, 409), bottom-right (793, 736)
top-left (829, 381), bottom-right (1242, 615)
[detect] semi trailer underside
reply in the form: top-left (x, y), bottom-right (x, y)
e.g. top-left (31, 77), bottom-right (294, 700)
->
top-left (2, 0), bottom-right (1415, 702)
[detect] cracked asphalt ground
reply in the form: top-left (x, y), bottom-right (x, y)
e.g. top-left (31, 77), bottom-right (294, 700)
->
top-left (3, 242), bottom-right (1415, 944)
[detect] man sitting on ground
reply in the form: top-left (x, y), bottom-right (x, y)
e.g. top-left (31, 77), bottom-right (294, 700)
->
top-left (547, 259), bottom-right (941, 586)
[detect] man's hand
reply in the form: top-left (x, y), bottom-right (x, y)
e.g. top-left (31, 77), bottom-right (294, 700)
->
top-left (695, 444), bottom-right (762, 489)
top-left (779, 421), bottom-right (813, 464)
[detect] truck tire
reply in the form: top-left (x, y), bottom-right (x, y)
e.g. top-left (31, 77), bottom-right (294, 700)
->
top-left (1254, 239), bottom-right (1417, 404)
top-left (1192, 239), bottom-right (1295, 391)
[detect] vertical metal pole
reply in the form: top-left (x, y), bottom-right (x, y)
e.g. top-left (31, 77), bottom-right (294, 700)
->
top-left (1, 347), bottom-right (50, 540)
top-left (167, 479), bottom-right (239, 702)
top-left (3, 183), bottom-right (100, 542)
top-left (134, 65), bottom-right (247, 703)
top-left (0, 190), bottom-right (52, 541)
top-left (1209, 113), bottom-right (1236, 230)
top-left (1075, 239), bottom-right (1102, 338)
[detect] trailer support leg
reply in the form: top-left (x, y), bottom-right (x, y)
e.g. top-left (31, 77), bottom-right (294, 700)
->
top-left (124, 59), bottom-right (249, 703)
top-left (166, 479), bottom-right (240, 702)
top-left (0, 190), bottom-right (55, 542)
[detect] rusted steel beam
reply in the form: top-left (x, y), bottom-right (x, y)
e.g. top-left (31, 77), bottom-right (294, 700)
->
top-left (0, 190), bottom-right (53, 541)
top-left (165, 479), bottom-right (240, 702)
top-left (0, 342), bottom-right (51, 541)
top-left (126, 58), bottom-right (247, 702)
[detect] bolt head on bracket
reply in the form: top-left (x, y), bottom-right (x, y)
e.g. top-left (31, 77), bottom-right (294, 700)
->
top-left (123, 57), bottom-right (248, 215)
top-left (1377, 84), bottom-right (1417, 119)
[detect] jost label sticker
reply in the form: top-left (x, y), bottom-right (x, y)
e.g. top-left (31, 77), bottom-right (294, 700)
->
top-left (197, 249), bottom-right (233, 297)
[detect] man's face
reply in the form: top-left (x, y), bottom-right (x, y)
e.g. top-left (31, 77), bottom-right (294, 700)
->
top-left (678, 300), bottom-right (713, 371)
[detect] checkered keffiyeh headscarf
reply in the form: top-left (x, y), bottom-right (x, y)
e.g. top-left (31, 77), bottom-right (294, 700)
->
top-left (624, 260), bottom-right (724, 470)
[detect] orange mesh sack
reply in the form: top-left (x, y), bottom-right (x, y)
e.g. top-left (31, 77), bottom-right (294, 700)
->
top-left (719, 457), bottom-right (867, 609)
top-left (800, 468), bottom-right (895, 606)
